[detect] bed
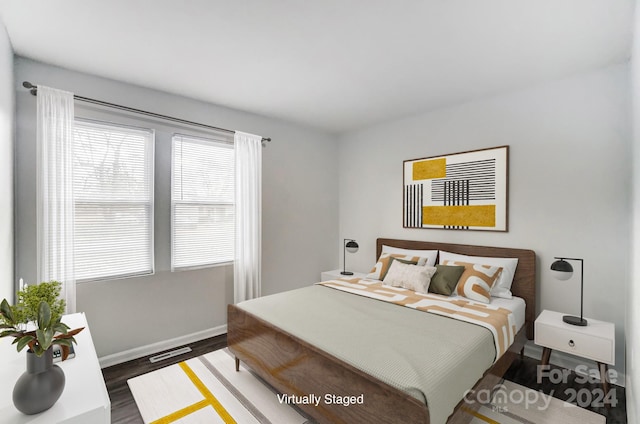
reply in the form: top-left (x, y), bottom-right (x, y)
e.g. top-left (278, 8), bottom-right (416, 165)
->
top-left (227, 238), bottom-right (536, 424)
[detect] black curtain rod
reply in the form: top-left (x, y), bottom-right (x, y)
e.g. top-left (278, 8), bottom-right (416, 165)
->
top-left (22, 81), bottom-right (271, 144)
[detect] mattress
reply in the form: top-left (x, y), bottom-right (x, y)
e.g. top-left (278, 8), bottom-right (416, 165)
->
top-left (236, 284), bottom-right (523, 424)
top-left (450, 293), bottom-right (526, 331)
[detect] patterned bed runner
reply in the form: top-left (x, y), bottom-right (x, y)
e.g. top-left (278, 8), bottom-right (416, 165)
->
top-left (318, 278), bottom-right (517, 360)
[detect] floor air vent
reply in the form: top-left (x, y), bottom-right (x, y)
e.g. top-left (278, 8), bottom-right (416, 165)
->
top-left (149, 346), bottom-right (192, 363)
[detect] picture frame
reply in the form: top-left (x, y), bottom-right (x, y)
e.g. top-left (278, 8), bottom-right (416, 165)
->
top-left (403, 145), bottom-right (509, 232)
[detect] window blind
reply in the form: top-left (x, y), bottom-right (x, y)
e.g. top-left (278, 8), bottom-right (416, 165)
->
top-left (172, 134), bottom-right (234, 270)
top-left (73, 119), bottom-right (154, 281)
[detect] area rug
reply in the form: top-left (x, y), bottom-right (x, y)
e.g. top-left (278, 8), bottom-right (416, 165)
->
top-left (128, 348), bottom-right (312, 423)
top-left (129, 348), bottom-right (606, 424)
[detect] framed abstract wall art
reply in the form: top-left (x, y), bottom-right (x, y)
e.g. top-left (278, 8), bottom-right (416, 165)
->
top-left (403, 145), bottom-right (508, 232)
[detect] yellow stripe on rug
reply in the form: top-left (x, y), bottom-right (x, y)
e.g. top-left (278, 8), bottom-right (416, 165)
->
top-left (150, 361), bottom-right (236, 424)
top-left (459, 406), bottom-right (500, 424)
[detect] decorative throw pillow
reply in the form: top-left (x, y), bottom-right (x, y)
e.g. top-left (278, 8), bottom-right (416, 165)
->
top-left (367, 253), bottom-right (428, 281)
top-left (383, 260), bottom-right (437, 294)
top-left (438, 251), bottom-right (518, 299)
top-left (443, 260), bottom-right (503, 303)
top-left (428, 264), bottom-right (466, 296)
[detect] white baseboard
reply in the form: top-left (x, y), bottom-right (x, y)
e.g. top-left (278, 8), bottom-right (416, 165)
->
top-left (523, 342), bottom-right (625, 387)
top-left (98, 324), bottom-right (227, 369)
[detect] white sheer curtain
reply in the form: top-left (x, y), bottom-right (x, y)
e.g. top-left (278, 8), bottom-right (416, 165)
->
top-left (36, 86), bottom-right (76, 313)
top-left (234, 131), bottom-right (262, 303)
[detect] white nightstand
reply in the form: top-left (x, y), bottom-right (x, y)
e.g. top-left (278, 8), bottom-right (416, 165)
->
top-left (320, 269), bottom-right (367, 281)
top-left (535, 309), bottom-right (615, 393)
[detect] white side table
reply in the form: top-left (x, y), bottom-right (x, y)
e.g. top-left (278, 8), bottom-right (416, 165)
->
top-left (535, 309), bottom-right (615, 394)
top-left (0, 312), bottom-right (111, 423)
top-left (320, 269), bottom-right (367, 281)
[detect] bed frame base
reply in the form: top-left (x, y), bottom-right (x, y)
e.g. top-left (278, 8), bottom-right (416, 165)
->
top-left (229, 304), bottom-right (528, 424)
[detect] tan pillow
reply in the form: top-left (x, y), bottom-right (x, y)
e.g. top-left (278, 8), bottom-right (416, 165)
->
top-left (438, 251), bottom-right (518, 299)
top-left (443, 260), bottom-right (503, 303)
top-left (383, 260), bottom-right (437, 294)
top-left (367, 253), bottom-right (427, 280)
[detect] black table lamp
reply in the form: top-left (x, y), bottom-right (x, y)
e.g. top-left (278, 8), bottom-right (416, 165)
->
top-left (550, 257), bottom-right (587, 326)
top-left (341, 239), bottom-right (359, 275)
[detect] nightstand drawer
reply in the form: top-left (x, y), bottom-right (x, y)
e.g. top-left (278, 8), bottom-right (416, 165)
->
top-left (536, 322), bottom-right (614, 363)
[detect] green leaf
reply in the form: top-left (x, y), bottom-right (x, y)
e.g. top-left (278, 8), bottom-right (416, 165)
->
top-left (54, 338), bottom-right (73, 347)
top-left (53, 322), bottom-right (68, 334)
top-left (36, 328), bottom-right (54, 351)
top-left (32, 344), bottom-right (44, 357)
top-left (37, 301), bottom-right (51, 330)
top-left (0, 299), bottom-right (14, 323)
top-left (0, 330), bottom-right (21, 338)
top-left (16, 335), bottom-right (35, 352)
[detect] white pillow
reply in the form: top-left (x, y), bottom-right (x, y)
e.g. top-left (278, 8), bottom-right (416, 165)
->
top-left (367, 253), bottom-right (429, 281)
top-left (438, 251), bottom-right (518, 299)
top-left (383, 260), bottom-right (437, 294)
top-left (382, 245), bottom-right (438, 266)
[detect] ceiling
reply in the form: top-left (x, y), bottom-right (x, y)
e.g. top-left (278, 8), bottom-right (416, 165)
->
top-left (0, 0), bottom-right (635, 134)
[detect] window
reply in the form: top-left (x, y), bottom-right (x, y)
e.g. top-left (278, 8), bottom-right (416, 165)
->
top-left (171, 134), bottom-right (234, 270)
top-left (73, 120), bottom-right (154, 281)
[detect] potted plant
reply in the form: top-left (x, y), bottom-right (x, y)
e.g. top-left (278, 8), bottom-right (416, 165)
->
top-left (0, 281), bottom-right (84, 415)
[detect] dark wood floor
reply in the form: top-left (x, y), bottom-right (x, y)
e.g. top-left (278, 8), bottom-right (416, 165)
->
top-left (102, 336), bottom-right (626, 424)
top-left (504, 356), bottom-right (626, 424)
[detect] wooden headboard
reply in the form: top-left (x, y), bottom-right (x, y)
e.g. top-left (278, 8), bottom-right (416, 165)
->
top-left (377, 238), bottom-right (537, 339)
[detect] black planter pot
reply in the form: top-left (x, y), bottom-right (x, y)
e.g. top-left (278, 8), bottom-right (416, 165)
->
top-left (12, 348), bottom-right (65, 415)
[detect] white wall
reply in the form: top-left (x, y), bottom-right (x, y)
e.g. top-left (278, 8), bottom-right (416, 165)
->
top-left (14, 58), bottom-right (339, 359)
top-left (338, 65), bottom-right (631, 377)
top-left (0, 19), bottom-right (14, 304)
top-left (627, 1), bottom-right (640, 421)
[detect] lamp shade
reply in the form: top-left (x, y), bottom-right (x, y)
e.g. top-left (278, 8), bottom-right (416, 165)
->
top-left (345, 240), bottom-right (359, 253)
top-left (550, 257), bottom-right (586, 326)
top-left (341, 239), bottom-right (359, 275)
top-left (550, 259), bottom-right (573, 281)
